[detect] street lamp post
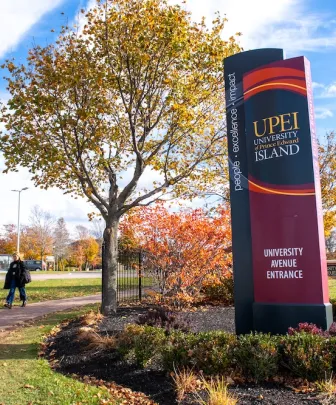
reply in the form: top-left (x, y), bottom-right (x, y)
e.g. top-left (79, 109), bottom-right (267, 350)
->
top-left (11, 187), bottom-right (28, 255)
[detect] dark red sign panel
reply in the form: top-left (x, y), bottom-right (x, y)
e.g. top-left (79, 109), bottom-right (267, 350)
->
top-left (243, 57), bottom-right (329, 306)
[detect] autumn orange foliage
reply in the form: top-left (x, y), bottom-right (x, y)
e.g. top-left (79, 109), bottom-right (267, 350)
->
top-left (120, 204), bottom-right (232, 302)
top-left (0, 224), bottom-right (17, 254)
top-left (68, 237), bottom-right (100, 271)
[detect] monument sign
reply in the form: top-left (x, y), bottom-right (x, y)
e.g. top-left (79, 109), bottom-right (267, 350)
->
top-left (224, 49), bottom-right (332, 334)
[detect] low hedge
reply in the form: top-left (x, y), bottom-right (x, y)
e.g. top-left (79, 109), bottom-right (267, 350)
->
top-left (161, 330), bottom-right (237, 374)
top-left (233, 333), bottom-right (279, 382)
top-left (118, 324), bottom-right (166, 367)
top-left (116, 325), bottom-right (336, 381)
top-left (280, 333), bottom-right (333, 380)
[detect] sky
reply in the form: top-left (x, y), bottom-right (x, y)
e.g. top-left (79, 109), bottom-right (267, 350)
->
top-left (0, 0), bottom-right (336, 234)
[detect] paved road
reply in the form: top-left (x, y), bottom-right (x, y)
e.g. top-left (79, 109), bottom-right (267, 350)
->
top-left (0, 294), bottom-right (101, 331)
top-left (0, 271), bottom-right (102, 281)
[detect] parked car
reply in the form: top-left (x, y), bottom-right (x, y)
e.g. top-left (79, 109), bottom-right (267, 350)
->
top-left (0, 254), bottom-right (12, 271)
top-left (23, 260), bottom-right (46, 271)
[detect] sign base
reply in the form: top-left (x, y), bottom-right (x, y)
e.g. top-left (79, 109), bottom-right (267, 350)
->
top-left (253, 302), bottom-right (333, 334)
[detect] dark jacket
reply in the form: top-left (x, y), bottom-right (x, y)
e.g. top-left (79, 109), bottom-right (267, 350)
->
top-left (3, 260), bottom-right (29, 289)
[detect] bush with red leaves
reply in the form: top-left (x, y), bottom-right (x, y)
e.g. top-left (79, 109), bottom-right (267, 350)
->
top-left (288, 322), bottom-right (326, 336)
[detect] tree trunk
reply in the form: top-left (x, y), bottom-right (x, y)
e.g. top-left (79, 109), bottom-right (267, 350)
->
top-left (102, 218), bottom-right (119, 315)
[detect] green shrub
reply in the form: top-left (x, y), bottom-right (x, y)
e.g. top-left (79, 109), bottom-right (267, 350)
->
top-left (234, 333), bottom-right (279, 382)
top-left (117, 324), bottom-right (166, 367)
top-left (202, 276), bottom-right (234, 305)
top-left (190, 331), bottom-right (237, 374)
top-left (280, 333), bottom-right (333, 380)
top-left (330, 299), bottom-right (336, 318)
top-left (116, 323), bottom-right (336, 382)
top-left (328, 336), bottom-right (336, 371)
top-left (161, 330), bottom-right (236, 374)
top-left (161, 330), bottom-right (198, 370)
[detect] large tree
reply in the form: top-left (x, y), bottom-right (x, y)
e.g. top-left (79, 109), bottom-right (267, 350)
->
top-left (0, 0), bottom-right (240, 314)
top-left (26, 206), bottom-right (55, 263)
top-left (319, 131), bottom-right (336, 237)
top-left (54, 217), bottom-right (70, 270)
top-left (0, 224), bottom-right (17, 254)
top-left (90, 218), bottom-right (104, 244)
top-left (326, 230), bottom-right (336, 258)
top-left (70, 225), bottom-right (100, 270)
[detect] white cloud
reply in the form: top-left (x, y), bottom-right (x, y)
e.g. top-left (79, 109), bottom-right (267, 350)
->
top-left (315, 107), bottom-right (333, 120)
top-left (0, 161), bottom-right (94, 232)
top-left (320, 83), bottom-right (336, 99)
top-left (0, 158), bottom-right (169, 232)
top-left (312, 82), bottom-right (336, 99)
top-left (74, 0), bottom-right (96, 30)
top-left (244, 13), bottom-right (336, 54)
top-left (313, 82), bottom-right (325, 89)
top-left (82, 0), bottom-right (336, 57)
top-left (0, 0), bottom-right (65, 58)
top-left (173, 0), bottom-right (336, 55)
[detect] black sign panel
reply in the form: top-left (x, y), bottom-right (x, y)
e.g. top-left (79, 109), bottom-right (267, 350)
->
top-left (224, 49), bottom-right (284, 334)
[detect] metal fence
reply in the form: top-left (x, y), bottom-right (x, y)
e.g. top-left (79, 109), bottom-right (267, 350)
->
top-left (102, 244), bottom-right (157, 304)
top-left (117, 250), bottom-right (158, 303)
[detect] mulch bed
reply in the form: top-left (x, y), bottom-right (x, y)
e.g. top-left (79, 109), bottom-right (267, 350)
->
top-left (43, 305), bottom-right (324, 404)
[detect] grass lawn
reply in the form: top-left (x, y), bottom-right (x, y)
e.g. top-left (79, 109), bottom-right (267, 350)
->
top-left (0, 278), bottom-right (102, 304)
top-left (328, 278), bottom-right (336, 301)
top-left (0, 304), bottom-right (118, 405)
top-left (0, 277), bottom-right (154, 304)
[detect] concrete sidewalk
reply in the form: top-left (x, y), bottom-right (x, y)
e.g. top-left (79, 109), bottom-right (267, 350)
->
top-left (0, 294), bottom-right (101, 331)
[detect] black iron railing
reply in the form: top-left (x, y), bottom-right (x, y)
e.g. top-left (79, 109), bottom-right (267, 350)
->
top-left (102, 244), bottom-right (157, 304)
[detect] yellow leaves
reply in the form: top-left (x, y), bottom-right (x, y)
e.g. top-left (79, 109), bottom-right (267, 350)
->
top-left (0, 134), bottom-right (9, 142)
top-left (324, 211), bottom-right (336, 238)
top-left (77, 109), bottom-right (88, 120)
top-left (0, 0), bottom-right (238, 216)
top-left (24, 384), bottom-right (36, 389)
top-left (319, 132), bottom-right (336, 238)
top-left (7, 62), bottom-right (15, 72)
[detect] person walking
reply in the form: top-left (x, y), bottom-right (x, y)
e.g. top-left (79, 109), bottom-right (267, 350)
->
top-left (3, 253), bottom-right (30, 309)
